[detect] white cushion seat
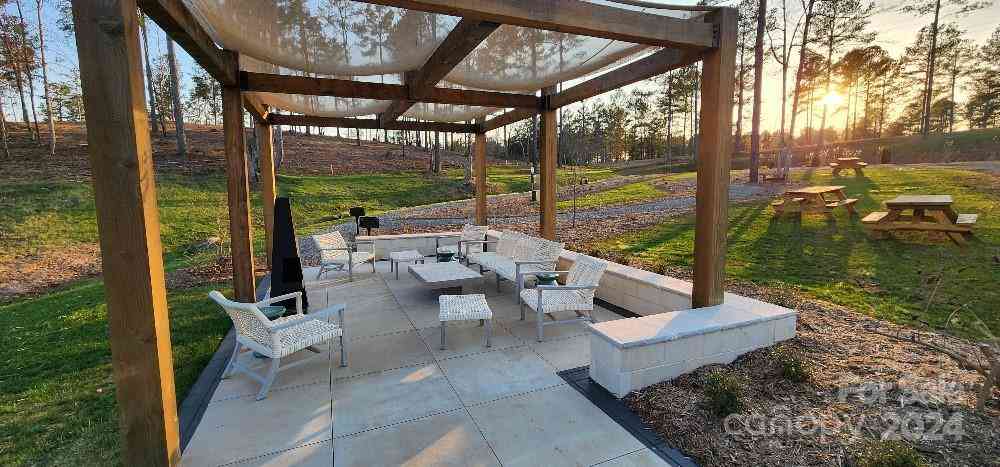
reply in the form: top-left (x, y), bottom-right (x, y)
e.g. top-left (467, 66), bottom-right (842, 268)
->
top-left (438, 294), bottom-right (493, 350)
top-left (519, 288), bottom-right (593, 313)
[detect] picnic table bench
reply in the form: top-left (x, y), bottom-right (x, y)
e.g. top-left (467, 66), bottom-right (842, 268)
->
top-left (830, 157), bottom-right (868, 177)
top-left (772, 185), bottom-right (858, 218)
top-left (861, 195), bottom-right (977, 246)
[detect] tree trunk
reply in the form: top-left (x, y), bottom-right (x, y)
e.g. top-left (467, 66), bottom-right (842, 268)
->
top-left (920, 0), bottom-right (941, 137)
top-left (2, 29), bottom-right (32, 140)
top-left (788, 0), bottom-right (815, 146)
top-left (15, 0), bottom-right (40, 142)
top-left (35, 0), bottom-right (54, 155)
top-left (140, 19), bottom-right (161, 136)
top-left (735, 43), bottom-right (745, 153)
top-left (819, 0), bottom-right (837, 146)
top-left (0, 93), bottom-right (8, 157)
top-left (749, 0), bottom-right (767, 183)
top-left (273, 125), bottom-right (284, 169)
top-left (166, 40), bottom-right (187, 157)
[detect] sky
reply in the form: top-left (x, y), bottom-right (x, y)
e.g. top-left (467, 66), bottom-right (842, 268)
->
top-left (10, 0), bottom-right (1000, 135)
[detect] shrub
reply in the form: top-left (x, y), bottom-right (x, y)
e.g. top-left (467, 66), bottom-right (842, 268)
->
top-left (855, 441), bottom-right (926, 467)
top-left (704, 371), bottom-right (744, 417)
top-left (775, 347), bottom-right (811, 383)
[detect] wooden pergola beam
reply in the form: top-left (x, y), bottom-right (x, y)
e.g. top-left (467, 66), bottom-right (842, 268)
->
top-left (547, 48), bottom-right (703, 109)
top-left (481, 108), bottom-right (537, 132)
top-left (359, 0), bottom-right (715, 49)
top-left (242, 72), bottom-right (538, 109)
top-left (138, 0), bottom-right (238, 86)
top-left (381, 18), bottom-right (500, 125)
top-left (243, 94), bottom-right (269, 123)
top-left (269, 114), bottom-right (480, 133)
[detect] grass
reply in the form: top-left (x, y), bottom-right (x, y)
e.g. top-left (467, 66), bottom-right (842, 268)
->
top-left (0, 280), bottom-right (231, 465)
top-left (596, 166), bottom-right (1000, 339)
top-left (442, 165), bottom-right (618, 193)
top-left (0, 169), bottom-right (480, 466)
top-left (557, 180), bottom-right (665, 210)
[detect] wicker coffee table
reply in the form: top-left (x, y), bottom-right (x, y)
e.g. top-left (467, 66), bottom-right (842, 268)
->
top-left (408, 261), bottom-right (482, 293)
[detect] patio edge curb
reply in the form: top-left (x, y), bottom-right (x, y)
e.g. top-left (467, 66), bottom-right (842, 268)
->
top-left (557, 366), bottom-right (698, 467)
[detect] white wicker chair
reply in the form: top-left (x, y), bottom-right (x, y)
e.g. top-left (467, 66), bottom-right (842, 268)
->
top-left (518, 255), bottom-right (608, 342)
top-left (312, 230), bottom-right (375, 281)
top-left (467, 231), bottom-right (564, 301)
top-left (436, 224), bottom-right (489, 263)
top-left (208, 290), bottom-right (347, 400)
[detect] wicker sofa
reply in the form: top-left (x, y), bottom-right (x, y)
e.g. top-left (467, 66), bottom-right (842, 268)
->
top-left (467, 230), bottom-right (564, 302)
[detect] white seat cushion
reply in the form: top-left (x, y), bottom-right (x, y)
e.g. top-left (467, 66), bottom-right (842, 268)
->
top-left (320, 249), bottom-right (372, 266)
top-left (439, 294), bottom-right (493, 321)
top-left (273, 318), bottom-right (343, 358)
top-left (519, 288), bottom-right (592, 313)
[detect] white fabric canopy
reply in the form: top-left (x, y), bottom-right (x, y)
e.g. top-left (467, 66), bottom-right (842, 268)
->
top-left (184, 0), bottom-right (696, 122)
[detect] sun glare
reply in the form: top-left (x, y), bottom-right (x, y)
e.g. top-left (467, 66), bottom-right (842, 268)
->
top-left (822, 92), bottom-right (844, 107)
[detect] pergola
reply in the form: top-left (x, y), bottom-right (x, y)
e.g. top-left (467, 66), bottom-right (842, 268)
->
top-left (69, 0), bottom-right (736, 464)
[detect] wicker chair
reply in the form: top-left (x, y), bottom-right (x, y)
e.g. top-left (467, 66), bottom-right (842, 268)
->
top-left (208, 290), bottom-right (347, 400)
top-left (312, 230), bottom-right (375, 281)
top-left (518, 255), bottom-right (608, 342)
top-left (436, 224), bottom-right (489, 263)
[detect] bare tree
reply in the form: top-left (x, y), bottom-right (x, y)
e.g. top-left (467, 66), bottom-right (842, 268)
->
top-left (166, 38), bottom-right (186, 157)
top-left (768, 0), bottom-right (805, 146)
top-left (749, 0), bottom-right (770, 182)
top-left (140, 14), bottom-right (159, 135)
top-left (35, 0), bottom-right (53, 155)
top-left (14, 0), bottom-right (39, 141)
top-left (0, 14), bottom-right (32, 139)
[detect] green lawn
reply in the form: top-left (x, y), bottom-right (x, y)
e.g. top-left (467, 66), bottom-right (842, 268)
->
top-left (557, 180), bottom-right (665, 210)
top-left (0, 169), bottom-right (477, 466)
top-left (442, 165), bottom-right (618, 193)
top-left (596, 167), bottom-right (1000, 339)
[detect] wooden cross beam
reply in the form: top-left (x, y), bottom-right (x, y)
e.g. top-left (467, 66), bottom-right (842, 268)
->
top-left (138, 0), bottom-right (238, 86)
top-left (547, 48), bottom-right (703, 109)
top-left (380, 18), bottom-right (500, 125)
top-left (481, 108), bottom-right (538, 132)
top-left (242, 72), bottom-right (538, 109)
top-left (269, 114), bottom-right (480, 133)
top-left (242, 94), bottom-right (269, 123)
top-left (358, 0), bottom-right (715, 49)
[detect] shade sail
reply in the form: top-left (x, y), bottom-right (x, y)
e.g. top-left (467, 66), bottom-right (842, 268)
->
top-left (184, 0), bottom-right (701, 122)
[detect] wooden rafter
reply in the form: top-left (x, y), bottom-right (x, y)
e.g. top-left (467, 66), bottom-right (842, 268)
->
top-left (269, 114), bottom-right (480, 133)
top-left (380, 18), bottom-right (500, 125)
top-left (547, 48), bottom-right (703, 109)
top-left (481, 108), bottom-right (537, 132)
top-left (358, 0), bottom-right (715, 49)
top-left (242, 72), bottom-right (538, 109)
top-left (243, 94), bottom-right (269, 122)
top-left (138, 0), bottom-right (238, 86)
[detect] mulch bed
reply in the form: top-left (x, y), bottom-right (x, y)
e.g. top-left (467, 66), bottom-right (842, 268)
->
top-left (622, 277), bottom-right (1000, 466)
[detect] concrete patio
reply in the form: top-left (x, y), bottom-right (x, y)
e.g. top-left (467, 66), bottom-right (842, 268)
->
top-left (182, 259), bottom-right (671, 466)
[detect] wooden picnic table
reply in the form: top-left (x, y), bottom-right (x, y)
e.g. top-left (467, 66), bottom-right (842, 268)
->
top-left (861, 194), bottom-right (978, 246)
top-left (830, 157), bottom-right (868, 176)
top-left (771, 185), bottom-right (858, 217)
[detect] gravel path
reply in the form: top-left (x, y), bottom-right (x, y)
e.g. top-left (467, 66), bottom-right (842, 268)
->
top-left (329, 182), bottom-right (776, 232)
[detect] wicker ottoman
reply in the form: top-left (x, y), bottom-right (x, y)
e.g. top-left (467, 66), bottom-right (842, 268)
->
top-left (438, 294), bottom-right (493, 350)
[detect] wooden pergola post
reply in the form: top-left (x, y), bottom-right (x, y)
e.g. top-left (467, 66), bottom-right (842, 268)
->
top-left (257, 121), bottom-right (276, 266)
top-left (473, 119), bottom-right (488, 225)
top-left (70, 1), bottom-right (179, 465)
top-left (692, 9), bottom-right (738, 308)
top-left (538, 86), bottom-right (558, 240)
top-left (222, 80), bottom-right (256, 301)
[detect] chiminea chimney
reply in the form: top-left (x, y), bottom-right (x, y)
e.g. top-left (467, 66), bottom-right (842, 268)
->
top-left (269, 197), bottom-right (308, 312)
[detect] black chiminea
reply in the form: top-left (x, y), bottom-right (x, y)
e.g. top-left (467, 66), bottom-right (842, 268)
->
top-left (349, 207), bottom-right (365, 235)
top-left (269, 197), bottom-right (308, 312)
top-left (359, 216), bottom-right (380, 236)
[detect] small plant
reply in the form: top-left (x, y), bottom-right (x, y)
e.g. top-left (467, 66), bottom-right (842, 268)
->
top-left (704, 371), bottom-right (744, 417)
top-left (855, 440), bottom-right (926, 467)
top-left (775, 347), bottom-right (811, 383)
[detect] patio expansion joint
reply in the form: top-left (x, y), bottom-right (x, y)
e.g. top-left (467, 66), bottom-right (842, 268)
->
top-left (382, 273), bottom-right (506, 467)
top-left (219, 436), bottom-right (333, 467)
